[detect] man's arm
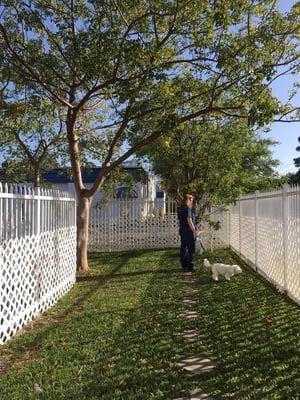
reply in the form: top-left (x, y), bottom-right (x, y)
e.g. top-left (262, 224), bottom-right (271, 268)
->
top-left (187, 217), bottom-right (197, 234)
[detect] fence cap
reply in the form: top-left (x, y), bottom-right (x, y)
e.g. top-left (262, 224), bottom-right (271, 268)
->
top-left (0, 183), bottom-right (76, 198)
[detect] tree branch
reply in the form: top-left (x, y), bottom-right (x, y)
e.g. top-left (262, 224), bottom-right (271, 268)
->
top-left (0, 24), bottom-right (74, 107)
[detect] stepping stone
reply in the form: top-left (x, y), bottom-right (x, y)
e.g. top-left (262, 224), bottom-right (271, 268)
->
top-left (184, 279), bottom-right (197, 283)
top-left (178, 279), bottom-right (194, 284)
top-left (180, 329), bottom-right (204, 341)
top-left (177, 356), bottom-right (217, 375)
top-left (182, 276), bottom-right (195, 283)
top-left (174, 390), bottom-right (215, 399)
top-left (178, 311), bottom-right (199, 320)
top-left (184, 287), bottom-right (198, 295)
top-left (182, 299), bottom-right (197, 306)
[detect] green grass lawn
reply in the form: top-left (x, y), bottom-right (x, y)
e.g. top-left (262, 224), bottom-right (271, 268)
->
top-left (0, 248), bottom-right (299, 400)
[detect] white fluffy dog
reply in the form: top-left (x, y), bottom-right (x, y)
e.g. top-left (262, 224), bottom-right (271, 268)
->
top-left (203, 258), bottom-right (242, 281)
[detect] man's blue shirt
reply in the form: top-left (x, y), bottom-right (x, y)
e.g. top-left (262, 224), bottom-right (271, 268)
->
top-left (178, 206), bottom-right (195, 234)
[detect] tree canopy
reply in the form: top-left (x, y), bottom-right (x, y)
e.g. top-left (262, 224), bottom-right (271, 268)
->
top-left (1, 0), bottom-right (299, 271)
top-left (1, 1), bottom-right (299, 185)
top-left (0, 96), bottom-right (65, 185)
top-left (142, 119), bottom-right (284, 213)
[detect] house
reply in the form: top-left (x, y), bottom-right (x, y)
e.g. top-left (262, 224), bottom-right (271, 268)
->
top-left (43, 161), bottom-right (156, 205)
top-left (0, 161), bottom-right (165, 219)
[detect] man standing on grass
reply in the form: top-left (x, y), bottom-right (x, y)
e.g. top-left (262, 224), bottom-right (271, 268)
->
top-left (177, 194), bottom-right (198, 272)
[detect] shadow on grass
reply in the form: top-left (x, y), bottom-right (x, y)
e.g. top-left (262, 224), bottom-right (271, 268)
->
top-left (80, 249), bottom-right (300, 400)
top-left (0, 250), bottom-right (135, 378)
top-left (77, 268), bottom-right (180, 282)
top-left (0, 248), bottom-right (299, 400)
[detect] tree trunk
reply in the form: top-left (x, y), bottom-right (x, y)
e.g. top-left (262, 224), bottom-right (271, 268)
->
top-left (33, 168), bottom-right (41, 187)
top-left (76, 193), bottom-right (92, 272)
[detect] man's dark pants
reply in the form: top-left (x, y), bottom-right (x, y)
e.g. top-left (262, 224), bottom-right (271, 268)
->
top-left (179, 230), bottom-right (196, 270)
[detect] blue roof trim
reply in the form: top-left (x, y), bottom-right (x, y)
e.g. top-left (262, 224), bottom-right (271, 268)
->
top-left (43, 170), bottom-right (71, 183)
top-left (156, 191), bottom-right (165, 199)
top-left (43, 167), bottom-right (145, 184)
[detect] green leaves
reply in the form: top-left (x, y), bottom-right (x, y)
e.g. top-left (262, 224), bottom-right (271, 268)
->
top-left (0, 0), bottom-right (298, 198)
top-left (142, 119), bottom-right (283, 210)
top-left (0, 94), bottom-right (66, 185)
top-left (1, 1), bottom-right (298, 118)
top-left (248, 92), bottom-right (280, 126)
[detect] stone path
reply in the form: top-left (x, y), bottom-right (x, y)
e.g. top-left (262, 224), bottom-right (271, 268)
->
top-left (174, 390), bottom-right (215, 400)
top-left (182, 299), bottom-right (197, 306)
top-left (183, 287), bottom-right (199, 295)
top-left (178, 310), bottom-right (199, 320)
top-left (179, 329), bottom-right (204, 342)
top-left (177, 357), bottom-right (217, 374)
top-left (174, 272), bottom-right (217, 400)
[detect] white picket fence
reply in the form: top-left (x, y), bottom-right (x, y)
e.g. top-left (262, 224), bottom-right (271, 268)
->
top-left (0, 184), bottom-right (77, 344)
top-left (212, 184), bottom-right (300, 304)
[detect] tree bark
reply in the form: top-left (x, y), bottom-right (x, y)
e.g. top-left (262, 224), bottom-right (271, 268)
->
top-left (33, 166), bottom-right (41, 187)
top-left (76, 192), bottom-right (91, 272)
top-left (66, 104), bottom-right (93, 273)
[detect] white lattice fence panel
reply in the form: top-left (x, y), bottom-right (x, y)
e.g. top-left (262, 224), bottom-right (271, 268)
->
top-left (256, 193), bottom-right (284, 287)
top-left (286, 185), bottom-right (300, 301)
top-left (89, 207), bottom-right (109, 250)
top-left (206, 185), bottom-right (300, 304)
top-left (240, 216), bottom-right (255, 264)
top-left (257, 218), bottom-right (284, 286)
top-left (202, 209), bottom-right (229, 249)
top-left (240, 200), bottom-right (255, 263)
top-left (89, 212), bottom-right (180, 252)
top-left (0, 227), bottom-right (76, 344)
top-left (286, 219), bottom-right (300, 301)
top-left (0, 184), bottom-right (76, 345)
top-left (229, 208), bottom-right (240, 252)
top-left (214, 210), bottom-right (229, 248)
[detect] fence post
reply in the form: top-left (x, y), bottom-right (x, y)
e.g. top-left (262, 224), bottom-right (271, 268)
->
top-left (34, 187), bottom-right (42, 302)
top-left (282, 184), bottom-right (288, 291)
top-left (0, 183), bottom-right (2, 242)
top-left (108, 201), bottom-right (112, 252)
top-left (168, 199), bottom-right (171, 247)
top-left (209, 206), bottom-right (213, 251)
top-left (239, 199), bottom-right (242, 254)
top-left (255, 191), bottom-right (259, 269)
top-left (35, 187), bottom-right (40, 236)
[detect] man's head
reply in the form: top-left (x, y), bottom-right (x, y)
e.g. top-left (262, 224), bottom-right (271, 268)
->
top-left (184, 194), bottom-right (194, 207)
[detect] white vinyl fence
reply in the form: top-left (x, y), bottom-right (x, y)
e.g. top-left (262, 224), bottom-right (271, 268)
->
top-left (212, 184), bottom-right (300, 304)
top-left (2, 181), bottom-right (299, 344)
top-left (89, 198), bottom-right (181, 251)
top-left (0, 184), bottom-right (76, 344)
top-left (89, 198), bottom-right (220, 252)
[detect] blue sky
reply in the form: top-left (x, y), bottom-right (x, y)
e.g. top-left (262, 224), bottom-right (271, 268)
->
top-left (266, 0), bottom-right (299, 174)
